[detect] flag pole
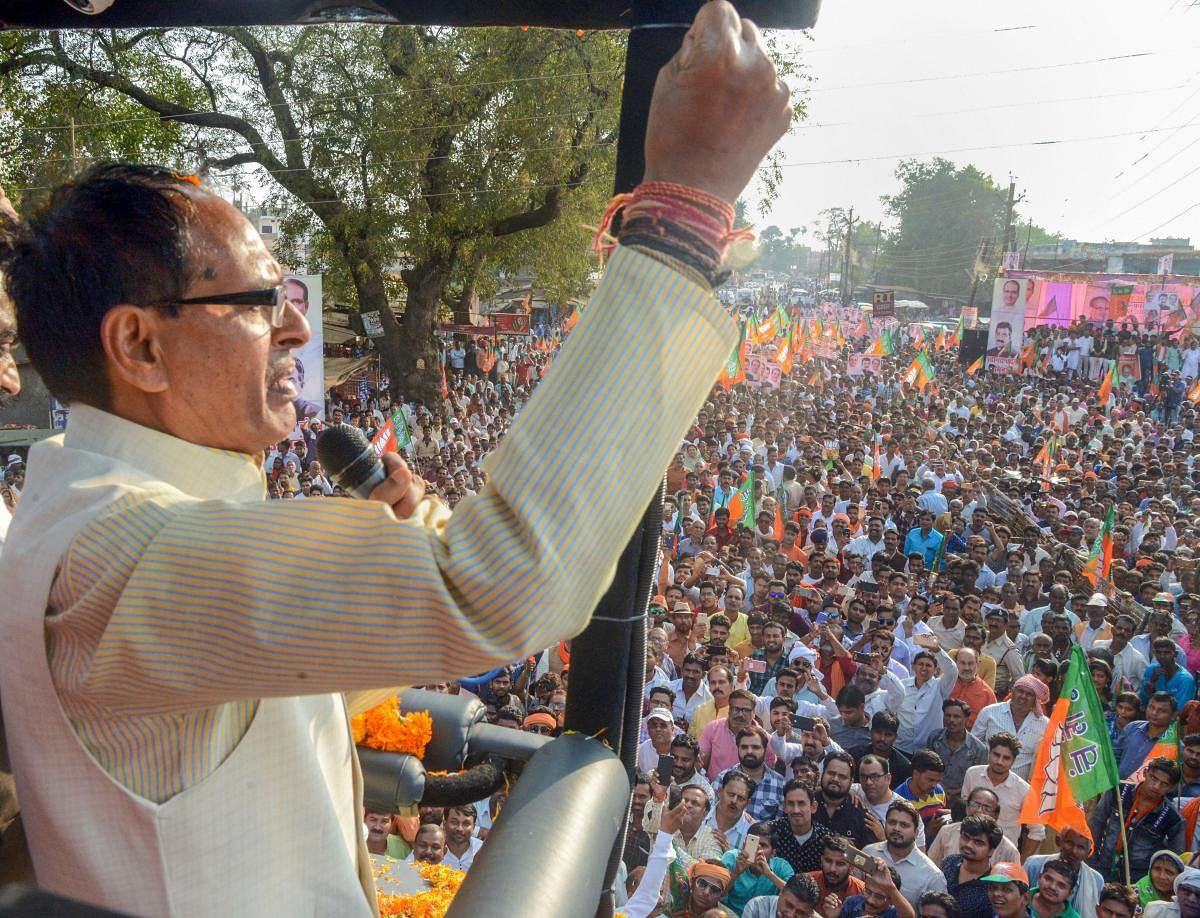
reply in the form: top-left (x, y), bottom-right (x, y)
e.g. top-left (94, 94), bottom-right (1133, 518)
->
top-left (1113, 786), bottom-right (1132, 886)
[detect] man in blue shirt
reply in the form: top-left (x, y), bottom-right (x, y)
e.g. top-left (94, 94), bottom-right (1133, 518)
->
top-left (903, 512), bottom-right (944, 571)
top-left (1141, 636), bottom-right (1197, 711)
top-left (917, 478), bottom-right (948, 515)
top-left (1114, 692), bottom-right (1179, 778)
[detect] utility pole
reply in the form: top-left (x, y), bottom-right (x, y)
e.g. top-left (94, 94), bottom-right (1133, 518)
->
top-left (1002, 178), bottom-right (1016, 257)
top-left (967, 237), bottom-right (993, 312)
top-left (871, 221), bottom-right (882, 284)
top-left (840, 207), bottom-right (856, 306)
top-left (1001, 177), bottom-right (1026, 259)
top-left (824, 230), bottom-right (836, 291)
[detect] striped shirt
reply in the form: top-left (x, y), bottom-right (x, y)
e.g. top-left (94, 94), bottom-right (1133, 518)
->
top-left (33, 246), bottom-right (735, 803)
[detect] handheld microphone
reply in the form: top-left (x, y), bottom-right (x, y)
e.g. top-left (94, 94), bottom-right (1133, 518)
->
top-left (316, 425), bottom-right (387, 500)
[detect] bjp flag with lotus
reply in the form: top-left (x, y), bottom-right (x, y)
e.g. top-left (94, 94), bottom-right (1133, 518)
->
top-left (1020, 646), bottom-right (1118, 845)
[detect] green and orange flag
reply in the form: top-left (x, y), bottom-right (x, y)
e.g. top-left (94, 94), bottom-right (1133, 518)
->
top-left (949, 314), bottom-right (964, 346)
top-left (903, 351), bottom-right (936, 391)
top-left (1020, 645), bottom-right (1119, 845)
top-left (966, 355), bottom-right (984, 376)
top-left (1110, 284), bottom-right (1133, 320)
top-left (1083, 505), bottom-right (1116, 586)
top-left (717, 321), bottom-right (749, 390)
top-left (727, 471), bottom-right (756, 527)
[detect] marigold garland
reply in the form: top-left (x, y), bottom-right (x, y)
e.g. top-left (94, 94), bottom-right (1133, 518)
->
top-left (376, 862), bottom-right (466, 918)
top-left (351, 697), bottom-right (434, 759)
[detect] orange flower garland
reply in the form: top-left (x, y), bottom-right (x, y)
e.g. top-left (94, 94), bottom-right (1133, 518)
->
top-left (376, 862), bottom-right (465, 918)
top-left (351, 697), bottom-right (434, 758)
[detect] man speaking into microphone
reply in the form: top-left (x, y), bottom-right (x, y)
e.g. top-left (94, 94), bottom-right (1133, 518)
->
top-left (0, 3), bottom-right (790, 914)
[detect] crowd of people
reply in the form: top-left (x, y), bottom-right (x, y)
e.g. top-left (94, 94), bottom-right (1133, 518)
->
top-left (318, 300), bottom-right (1200, 918)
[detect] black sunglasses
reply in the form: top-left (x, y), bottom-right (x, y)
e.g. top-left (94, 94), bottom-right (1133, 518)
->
top-left (170, 284), bottom-right (288, 327)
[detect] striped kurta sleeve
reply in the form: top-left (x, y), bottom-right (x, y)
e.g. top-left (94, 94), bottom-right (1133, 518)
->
top-left (55, 246), bottom-right (736, 715)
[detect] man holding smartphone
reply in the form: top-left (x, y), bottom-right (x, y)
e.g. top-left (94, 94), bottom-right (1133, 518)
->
top-left (747, 622), bottom-right (789, 694)
top-left (895, 636), bottom-right (959, 756)
top-left (723, 824), bottom-right (796, 914)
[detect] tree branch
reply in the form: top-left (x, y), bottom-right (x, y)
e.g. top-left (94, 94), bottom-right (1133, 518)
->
top-left (488, 157), bottom-right (590, 238)
top-left (41, 31), bottom-right (351, 226)
top-left (206, 151), bottom-right (259, 170)
top-left (212, 27), bottom-right (307, 173)
top-left (46, 32), bottom-right (285, 172)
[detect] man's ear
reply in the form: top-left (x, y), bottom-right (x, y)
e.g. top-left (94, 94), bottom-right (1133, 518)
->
top-left (100, 304), bottom-right (169, 394)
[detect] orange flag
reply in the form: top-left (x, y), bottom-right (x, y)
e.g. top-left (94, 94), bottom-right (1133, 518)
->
top-left (1097, 360), bottom-right (1116, 407)
top-left (774, 336), bottom-right (793, 376)
top-left (773, 504), bottom-right (785, 541)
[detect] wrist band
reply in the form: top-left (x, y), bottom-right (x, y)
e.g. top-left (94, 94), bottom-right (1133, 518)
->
top-left (593, 181), bottom-right (753, 287)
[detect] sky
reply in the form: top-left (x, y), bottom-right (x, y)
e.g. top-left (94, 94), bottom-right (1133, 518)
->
top-left (754, 0), bottom-right (1200, 248)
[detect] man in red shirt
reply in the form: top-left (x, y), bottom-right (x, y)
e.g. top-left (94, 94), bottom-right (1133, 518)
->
top-left (707, 506), bottom-right (738, 549)
top-left (807, 833), bottom-right (866, 914)
top-left (949, 648), bottom-right (996, 727)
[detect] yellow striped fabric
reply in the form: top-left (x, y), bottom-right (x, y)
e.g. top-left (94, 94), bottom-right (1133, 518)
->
top-left (44, 246), bottom-right (736, 802)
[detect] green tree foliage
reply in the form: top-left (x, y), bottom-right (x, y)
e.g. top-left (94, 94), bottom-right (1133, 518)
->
top-left (755, 224), bottom-right (809, 274)
top-left (1015, 218), bottom-right (1062, 249)
top-left (876, 158), bottom-right (1008, 302)
top-left (0, 25), bottom-right (624, 403)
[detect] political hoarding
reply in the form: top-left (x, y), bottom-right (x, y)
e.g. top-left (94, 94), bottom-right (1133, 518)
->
top-left (986, 277), bottom-right (1026, 374)
top-left (1012, 272), bottom-right (1200, 334)
top-left (285, 274), bottom-right (325, 424)
top-left (871, 290), bottom-right (895, 318)
top-left (848, 354), bottom-right (883, 377)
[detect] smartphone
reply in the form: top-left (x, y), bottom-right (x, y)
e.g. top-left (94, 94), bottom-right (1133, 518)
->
top-left (791, 714), bottom-right (817, 732)
top-left (742, 834), bottom-right (761, 860)
top-left (744, 658), bottom-right (767, 674)
top-left (853, 651), bottom-right (874, 664)
top-left (845, 845), bottom-right (879, 875)
top-left (656, 754), bottom-right (674, 787)
top-left (857, 581), bottom-right (879, 595)
top-left (668, 785), bottom-right (683, 809)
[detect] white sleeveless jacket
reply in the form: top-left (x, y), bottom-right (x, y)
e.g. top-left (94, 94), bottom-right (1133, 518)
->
top-left (0, 418), bottom-right (376, 917)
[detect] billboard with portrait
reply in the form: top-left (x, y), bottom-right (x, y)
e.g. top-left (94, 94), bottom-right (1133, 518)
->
top-left (986, 277), bottom-right (1026, 374)
top-left (284, 274), bottom-right (325, 423)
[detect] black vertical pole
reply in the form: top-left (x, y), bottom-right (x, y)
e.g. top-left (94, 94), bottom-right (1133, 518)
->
top-left (560, 3), bottom-right (698, 916)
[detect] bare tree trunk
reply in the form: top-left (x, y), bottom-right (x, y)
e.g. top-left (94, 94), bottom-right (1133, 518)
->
top-left (397, 254), bottom-right (455, 406)
top-left (452, 249), bottom-right (487, 325)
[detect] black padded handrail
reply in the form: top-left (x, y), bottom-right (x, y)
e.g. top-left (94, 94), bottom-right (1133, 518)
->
top-left (445, 733), bottom-right (629, 917)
